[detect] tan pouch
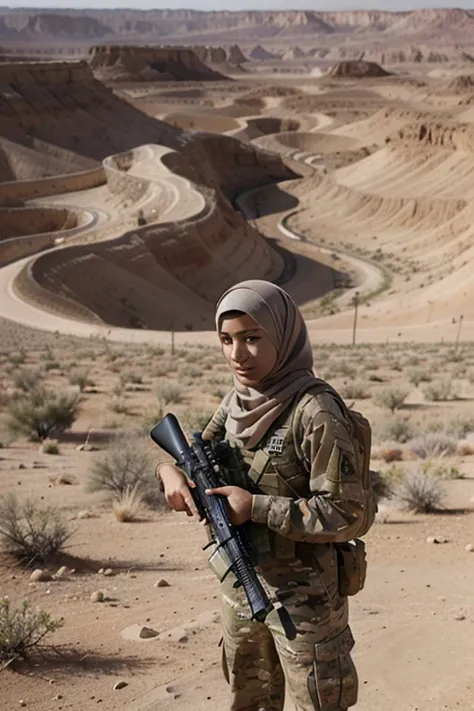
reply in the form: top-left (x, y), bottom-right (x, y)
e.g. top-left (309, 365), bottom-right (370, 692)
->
top-left (336, 539), bottom-right (367, 597)
top-left (207, 544), bottom-right (232, 582)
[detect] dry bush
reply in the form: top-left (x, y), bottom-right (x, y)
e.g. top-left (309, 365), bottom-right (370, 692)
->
top-left (408, 433), bottom-right (458, 459)
top-left (156, 381), bottom-right (183, 406)
top-left (395, 471), bottom-right (446, 513)
top-left (373, 387), bottom-right (409, 413)
top-left (379, 447), bottom-right (404, 463)
top-left (0, 494), bottom-right (73, 562)
top-left (68, 369), bottom-right (93, 392)
top-left (339, 381), bottom-right (371, 400)
top-left (87, 435), bottom-right (156, 503)
top-left (14, 369), bottom-right (43, 393)
top-left (382, 416), bottom-right (416, 443)
top-left (445, 415), bottom-right (474, 439)
top-left (41, 439), bottom-right (60, 455)
top-left (421, 460), bottom-right (464, 480)
top-left (6, 388), bottom-right (81, 441)
top-left (423, 380), bottom-right (457, 402)
top-left (180, 409), bottom-right (214, 435)
top-left (113, 486), bottom-right (143, 522)
top-left (0, 598), bottom-right (64, 664)
top-left (407, 367), bottom-right (432, 387)
top-left (457, 443), bottom-right (474, 456)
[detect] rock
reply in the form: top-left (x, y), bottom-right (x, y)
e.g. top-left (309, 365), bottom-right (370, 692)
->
top-left (120, 624), bottom-right (160, 641)
top-left (155, 578), bottom-right (170, 588)
top-left (139, 626), bottom-right (159, 639)
top-left (465, 543), bottom-right (474, 552)
top-left (76, 509), bottom-right (95, 520)
top-left (164, 627), bottom-right (188, 643)
top-left (30, 569), bottom-right (50, 582)
top-left (98, 568), bottom-right (104, 575)
top-left (90, 590), bottom-right (104, 603)
top-left (19, 701), bottom-right (26, 707)
top-left (453, 613), bottom-right (466, 621)
top-left (54, 566), bottom-right (69, 579)
top-left (426, 536), bottom-right (448, 544)
top-left (18, 464), bottom-right (26, 470)
top-left (103, 568), bottom-right (114, 577)
top-left (113, 681), bottom-right (128, 690)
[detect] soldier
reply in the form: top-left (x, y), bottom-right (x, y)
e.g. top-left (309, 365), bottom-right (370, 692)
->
top-left (157, 280), bottom-right (373, 711)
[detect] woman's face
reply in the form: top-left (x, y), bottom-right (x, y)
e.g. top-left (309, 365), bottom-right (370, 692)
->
top-left (219, 313), bottom-right (278, 388)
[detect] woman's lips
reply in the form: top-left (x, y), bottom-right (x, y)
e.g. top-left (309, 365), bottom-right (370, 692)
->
top-left (235, 367), bottom-right (253, 375)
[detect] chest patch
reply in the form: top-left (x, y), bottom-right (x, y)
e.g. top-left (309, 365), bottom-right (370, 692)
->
top-left (267, 435), bottom-right (285, 455)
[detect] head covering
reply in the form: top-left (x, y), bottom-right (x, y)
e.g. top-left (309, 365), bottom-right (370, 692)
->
top-left (215, 279), bottom-right (319, 449)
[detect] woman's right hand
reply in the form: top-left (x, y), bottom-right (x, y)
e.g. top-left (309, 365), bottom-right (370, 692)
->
top-left (157, 463), bottom-right (201, 519)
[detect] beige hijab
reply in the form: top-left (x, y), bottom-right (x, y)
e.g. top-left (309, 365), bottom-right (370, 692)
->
top-left (215, 280), bottom-right (319, 449)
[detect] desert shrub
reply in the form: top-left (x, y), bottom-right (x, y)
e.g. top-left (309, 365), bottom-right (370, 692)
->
top-left (41, 439), bottom-right (60, 455)
top-left (382, 416), bottom-right (416, 443)
top-left (68, 369), bottom-right (92, 392)
top-left (445, 415), bottom-right (474, 439)
top-left (87, 435), bottom-right (155, 499)
top-left (370, 470), bottom-right (395, 503)
top-left (378, 447), bottom-right (404, 463)
top-left (113, 486), bottom-right (143, 522)
top-left (120, 370), bottom-right (143, 386)
top-left (373, 387), bottom-right (409, 413)
top-left (180, 409), bottom-right (214, 435)
top-left (423, 379), bottom-right (457, 402)
top-left (408, 433), bottom-right (458, 459)
top-left (0, 494), bottom-right (73, 561)
top-left (9, 349), bottom-right (27, 367)
top-left (339, 381), bottom-right (371, 400)
top-left (421, 460), bottom-right (464, 480)
top-left (0, 598), bottom-right (64, 663)
top-left (6, 388), bottom-right (80, 441)
top-left (407, 367), bottom-right (432, 387)
top-left (395, 471), bottom-right (446, 513)
top-left (13, 369), bottom-right (43, 393)
top-left (108, 398), bottom-right (130, 415)
top-left (156, 381), bottom-right (183, 406)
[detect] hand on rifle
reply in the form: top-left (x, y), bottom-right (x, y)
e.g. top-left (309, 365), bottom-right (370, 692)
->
top-left (157, 463), bottom-right (202, 520)
top-left (206, 486), bottom-right (253, 526)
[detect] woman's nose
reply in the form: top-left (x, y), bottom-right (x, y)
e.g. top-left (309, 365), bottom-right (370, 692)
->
top-left (231, 340), bottom-right (248, 363)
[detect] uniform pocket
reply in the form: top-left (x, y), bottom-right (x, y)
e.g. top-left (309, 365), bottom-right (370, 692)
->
top-left (307, 626), bottom-right (358, 711)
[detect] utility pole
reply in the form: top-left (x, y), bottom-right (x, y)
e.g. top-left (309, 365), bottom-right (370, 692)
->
top-left (352, 291), bottom-right (360, 346)
top-left (455, 314), bottom-right (464, 353)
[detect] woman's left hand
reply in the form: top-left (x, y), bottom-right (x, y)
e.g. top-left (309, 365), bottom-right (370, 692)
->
top-left (205, 486), bottom-right (253, 526)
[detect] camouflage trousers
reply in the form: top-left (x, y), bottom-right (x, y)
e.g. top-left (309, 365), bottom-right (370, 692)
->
top-left (219, 544), bottom-right (358, 711)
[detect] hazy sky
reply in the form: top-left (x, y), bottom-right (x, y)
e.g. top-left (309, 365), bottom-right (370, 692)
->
top-left (5, 1), bottom-right (474, 11)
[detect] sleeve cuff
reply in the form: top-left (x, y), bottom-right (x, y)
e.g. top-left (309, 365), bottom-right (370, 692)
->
top-left (251, 494), bottom-right (272, 524)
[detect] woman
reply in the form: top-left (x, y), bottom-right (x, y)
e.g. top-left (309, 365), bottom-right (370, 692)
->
top-left (158, 280), bottom-right (371, 711)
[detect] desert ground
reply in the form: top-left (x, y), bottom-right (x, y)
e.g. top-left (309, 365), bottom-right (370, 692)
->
top-left (1, 10), bottom-right (474, 711)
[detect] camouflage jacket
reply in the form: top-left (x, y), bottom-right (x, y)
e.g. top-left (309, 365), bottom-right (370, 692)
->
top-left (202, 385), bottom-right (366, 546)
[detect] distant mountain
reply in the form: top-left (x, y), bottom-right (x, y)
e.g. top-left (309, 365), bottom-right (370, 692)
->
top-left (0, 8), bottom-right (473, 43)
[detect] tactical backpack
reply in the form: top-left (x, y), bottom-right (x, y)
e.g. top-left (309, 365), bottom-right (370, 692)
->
top-left (291, 382), bottom-right (377, 538)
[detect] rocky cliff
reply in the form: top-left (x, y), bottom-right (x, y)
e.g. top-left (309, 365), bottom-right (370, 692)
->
top-left (88, 45), bottom-right (227, 83)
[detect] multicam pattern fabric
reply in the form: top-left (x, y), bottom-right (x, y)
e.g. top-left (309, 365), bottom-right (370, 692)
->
top-left (203, 387), bottom-right (363, 710)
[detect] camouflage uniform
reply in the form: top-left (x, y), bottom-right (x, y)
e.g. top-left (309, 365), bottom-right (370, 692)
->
top-left (202, 385), bottom-right (365, 711)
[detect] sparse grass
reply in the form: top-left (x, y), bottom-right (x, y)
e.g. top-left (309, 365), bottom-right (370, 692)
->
top-left (113, 486), bottom-right (143, 522)
top-left (0, 598), bottom-right (64, 664)
top-left (421, 460), bottom-right (465, 480)
top-left (14, 369), bottom-right (43, 393)
top-left (0, 494), bottom-right (74, 562)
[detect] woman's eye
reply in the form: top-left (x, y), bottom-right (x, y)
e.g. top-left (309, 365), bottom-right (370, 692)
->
top-left (245, 336), bottom-right (259, 344)
top-left (221, 337), bottom-right (232, 345)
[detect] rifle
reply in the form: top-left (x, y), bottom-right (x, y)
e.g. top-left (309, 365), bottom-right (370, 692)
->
top-left (150, 413), bottom-right (297, 640)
